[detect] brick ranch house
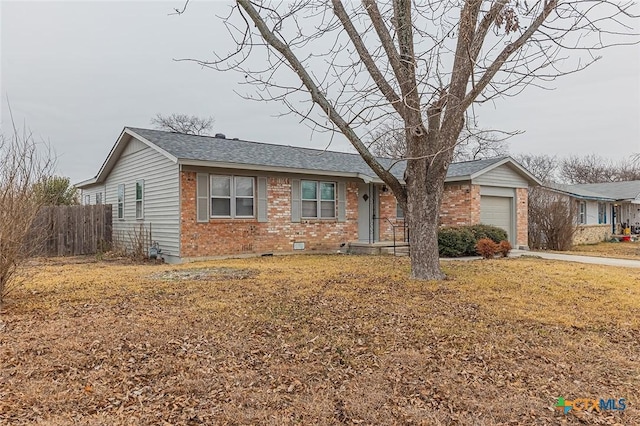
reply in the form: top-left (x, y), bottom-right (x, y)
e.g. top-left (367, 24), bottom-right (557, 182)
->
top-left (78, 127), bottom-right (539, 263)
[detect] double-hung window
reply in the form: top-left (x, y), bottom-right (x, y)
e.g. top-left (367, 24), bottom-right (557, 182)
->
top-left (84, 195), bottom-right (91, 205)
top-left (135, 180), bottom-right (144, 219)
top-left (301, 180), bottom-right (335, 218)
top-left (117, 184), bottom-right (125, 219)
top-left (597, 202), bottom-right (607, 224)
top-left (578, 201), bottom-right (586, 224)
top-left (211, 175), bottom-right (255, 218)
top-left (96, 192), bottom-right (103, 205)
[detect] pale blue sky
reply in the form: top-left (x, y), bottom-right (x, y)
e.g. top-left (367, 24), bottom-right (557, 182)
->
top-left (2, 1), bottom-right (639, 183)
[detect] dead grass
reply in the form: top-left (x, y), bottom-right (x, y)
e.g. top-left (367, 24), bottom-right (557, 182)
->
top-left (1, 255), bottom-right (638, 425)
top-left (562, 241), bottom-right (640, 260)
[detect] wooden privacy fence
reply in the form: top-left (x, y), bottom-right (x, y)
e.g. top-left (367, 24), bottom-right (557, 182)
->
top-left (30, 204), bottom-right (113, 257)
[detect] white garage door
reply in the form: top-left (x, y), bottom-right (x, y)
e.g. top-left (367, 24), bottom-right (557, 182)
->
top-left (480, 196), bottom-right (513, 242)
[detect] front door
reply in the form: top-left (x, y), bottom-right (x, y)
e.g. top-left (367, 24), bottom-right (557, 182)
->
top-left (357, 183), bottom-right (379, 242)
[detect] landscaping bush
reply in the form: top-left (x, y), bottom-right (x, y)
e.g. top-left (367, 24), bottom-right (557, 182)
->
top-left (476, 238), bottom-right (499, 259)
top-left (438, 224), bottom-right (510, 257)
top-left (468, 224), bottom-right (508, 244)
top-left (498, 240), bottom-right (512, 257)
top-left (438, 227), bottom-right (476, 257)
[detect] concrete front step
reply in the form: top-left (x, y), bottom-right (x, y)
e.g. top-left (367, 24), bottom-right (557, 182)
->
top-left (348, 241), bottom-right (410, 256)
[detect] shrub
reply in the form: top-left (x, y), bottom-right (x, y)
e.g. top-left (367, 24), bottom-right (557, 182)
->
top-left (468, 224), bottom-right (508, 244)
top-left (476, 238), bottom-right (498, 259)
top-left (438, 227), bottom-right (476, 257)
top-left (498, 240), bottom-right (512, 257)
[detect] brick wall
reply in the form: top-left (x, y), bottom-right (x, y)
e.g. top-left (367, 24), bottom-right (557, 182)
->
top-left (439, 183), bottom-right (477, 226)
top-left (516, 187), bottom-right (529, 248)
top-left (378, 189), bottom-right (404, 241)
top-left (375, 183), bottom-right (530, 248)
top-left (180, 172), bottom-right (359, 258)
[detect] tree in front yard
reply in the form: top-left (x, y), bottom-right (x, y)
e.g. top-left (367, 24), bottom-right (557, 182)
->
top-left (178, 0), bottom-right (636, 279)
top-left (0, 126), bottom-right (55, 304)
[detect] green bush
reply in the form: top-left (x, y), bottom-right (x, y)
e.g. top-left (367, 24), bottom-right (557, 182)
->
top-left (438, 224), bottom-right (509, 257)
top-left (468, 224), bottom-right (508, 244)
top-left (438, 227), bottom-right (476, 257)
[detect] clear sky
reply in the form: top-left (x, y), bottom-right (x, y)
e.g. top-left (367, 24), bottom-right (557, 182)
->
top-left (2, 1), bottom-right (639, 183)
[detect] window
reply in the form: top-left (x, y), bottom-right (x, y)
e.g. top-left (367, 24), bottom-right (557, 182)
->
top-left (301, 180), bottom-right (335, 218)
top-left (578, 201), bottom-right (586, 224)
top-left (396, 203), bottom-right (404, 219)
top-left (598, 202), bottom-right (607, 224)
top-left (210, 175), bottom-right (254, 218)
top-left (117, 184), bottom-right (125, 220)
top-left (96, 193), bottom-right (103, 205)
top-left (84, 195), bottom-right (90, 205)
top-left (135, 180), bottom-right (144, 219)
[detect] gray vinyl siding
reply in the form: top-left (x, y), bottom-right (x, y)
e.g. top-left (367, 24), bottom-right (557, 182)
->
top-left (104, 139), bottom-right (180, 259)
top-left (473, 164), bottom-right (529, 188)
top-left (81, 185), bottom-right (106, 205)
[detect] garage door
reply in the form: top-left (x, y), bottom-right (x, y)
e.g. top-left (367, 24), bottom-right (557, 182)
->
top-left (480, 196), bottom-right (513, 242)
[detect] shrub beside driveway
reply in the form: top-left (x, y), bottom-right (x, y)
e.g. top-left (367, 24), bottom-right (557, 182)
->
top-left (1, 255), bottom-right (638, 424)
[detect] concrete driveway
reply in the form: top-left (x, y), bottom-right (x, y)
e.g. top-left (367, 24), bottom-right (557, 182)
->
top-left (508, 249), bottom-right (640, 269)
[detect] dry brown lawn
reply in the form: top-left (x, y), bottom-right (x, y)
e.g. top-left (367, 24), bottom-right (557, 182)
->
top-left (565, 241), bottom-right (640, 260)
top-left (1, 255), bottom-right (638, 425)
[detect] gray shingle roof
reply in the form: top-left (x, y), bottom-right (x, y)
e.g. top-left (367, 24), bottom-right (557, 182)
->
top-left (127, 127), bottom-right (509, 182)
top-left (545, 181), bottom-right (640, 201)
top-left (565, 181), bottom-right (640, 201)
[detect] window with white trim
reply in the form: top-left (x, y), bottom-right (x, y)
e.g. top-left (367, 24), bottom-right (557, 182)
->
top-left (210, 175), bottom-right (255, 218)
top-left (598, 202), bottom-right (607, 224)
top-left (135, 180), bottom-right (144, 219)
top-left (84, 195), bottom-right (90, 205)
top-left (96, 192), bottom-right (103, 205)
top-left (117, 184), bottom-right (125, 220)
top-left (396, 203), bottom-right (404, 219)
top-left (301, 180), bottom-right (335, 218)
top-left (578, 201), bottom-right (586, 224)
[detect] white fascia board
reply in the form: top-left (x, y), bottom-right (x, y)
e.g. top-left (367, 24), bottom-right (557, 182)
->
top-left (124, 128), bottom-right (178, 163)
top-left (75, 177), bottom-right (98, 188)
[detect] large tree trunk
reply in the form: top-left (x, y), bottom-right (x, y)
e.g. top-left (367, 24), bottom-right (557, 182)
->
top-left (404, 127), bottom-right (451, 280)
top-left (406, 164), bottom-right (447, 281)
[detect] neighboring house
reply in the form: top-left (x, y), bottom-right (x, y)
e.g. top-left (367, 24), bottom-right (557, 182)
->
top-left (78, 127), bottom-right (539, 262)
top-left (545, 181), bottom-right (640, 244)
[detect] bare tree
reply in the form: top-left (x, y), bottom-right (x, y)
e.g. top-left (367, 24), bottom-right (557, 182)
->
top-left (150, 113), bottom-right (215, 135)
top-left (0, 125), bottom-right (55, 304)
top-left (178, 0), bottom-right (636, 279)
top-left (513, 154), bottom-right (559, 183)
top-left (453, 130), bottom-right (510, 162)
top-left (560, 154), bottom-right (640, 183)
top-left (528, 187), bottom-right (577, 251)
top-left (370, 119), bottom-right (510, 162)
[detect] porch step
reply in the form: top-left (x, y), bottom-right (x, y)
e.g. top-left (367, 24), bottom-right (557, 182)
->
top-left (347, 241), bottom-right (410, 256)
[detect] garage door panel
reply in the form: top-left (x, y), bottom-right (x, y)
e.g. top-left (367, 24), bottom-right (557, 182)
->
top-left (480, 196), bottom-right (512, 241)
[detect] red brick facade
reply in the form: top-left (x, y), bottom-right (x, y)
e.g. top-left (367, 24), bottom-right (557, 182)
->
top-left (180, 172), bottom-right (359, 258)
top-left (179, 171), bottom-right (529, 258)
top-left (379, 183), bottom-right (528, 248)
top-left (516, 187), bottom-right (528, 247)
top-left (439, 183), bottom-right (482, 227)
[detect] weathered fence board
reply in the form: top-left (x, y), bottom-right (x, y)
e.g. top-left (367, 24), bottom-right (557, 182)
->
top-left (28, 204), bottom-right (112, 257)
